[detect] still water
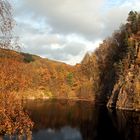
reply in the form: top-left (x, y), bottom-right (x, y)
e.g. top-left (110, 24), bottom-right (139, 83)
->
top-left (3, 100), bottom-right (140, 140)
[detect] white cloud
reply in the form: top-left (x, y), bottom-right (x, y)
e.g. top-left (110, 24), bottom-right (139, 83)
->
top-left (12, 0), bottom-right (140, 65)
top-left (20, 0), bottom-right (105, 40)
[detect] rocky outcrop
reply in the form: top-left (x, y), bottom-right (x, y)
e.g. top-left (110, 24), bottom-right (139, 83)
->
top-left (80, 11), bottom-right (140, 111)
top-left (107, 37), bottom-right (140, 111)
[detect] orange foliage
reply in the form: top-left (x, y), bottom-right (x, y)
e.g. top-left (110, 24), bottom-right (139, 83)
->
top-left (0, 57), bottom-right (34, 135)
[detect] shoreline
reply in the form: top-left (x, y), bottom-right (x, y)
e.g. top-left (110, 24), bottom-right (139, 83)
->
top-left (22, 97), bottom-right (95, 102)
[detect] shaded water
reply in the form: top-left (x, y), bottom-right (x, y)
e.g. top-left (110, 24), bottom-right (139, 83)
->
top-left (2, 100), bottom-right (140, 140)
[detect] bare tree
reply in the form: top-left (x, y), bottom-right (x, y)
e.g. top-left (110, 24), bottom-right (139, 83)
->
top-left (0, 0), bottom-right (16, 49)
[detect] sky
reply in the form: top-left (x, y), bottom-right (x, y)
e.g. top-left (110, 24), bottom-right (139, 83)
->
top-left (12, 0), bottom-right (140, 65)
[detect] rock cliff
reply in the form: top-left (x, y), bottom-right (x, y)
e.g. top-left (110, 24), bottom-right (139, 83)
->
top-left (107, 35), bottom-right (140, 111)
top-left (81, 11), bottom-right (140, 111)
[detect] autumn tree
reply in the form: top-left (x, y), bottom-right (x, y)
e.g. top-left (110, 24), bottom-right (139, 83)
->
top-left (0, 0), bottom-right (33, 136)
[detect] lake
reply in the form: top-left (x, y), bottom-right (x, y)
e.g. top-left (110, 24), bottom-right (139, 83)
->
top-left (2, 99), bottom-right (140, 140)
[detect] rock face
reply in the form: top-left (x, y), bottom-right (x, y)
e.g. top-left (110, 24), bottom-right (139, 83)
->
top-left (107, 37), bottom-right (140, 111)
top-left (81, 11), bottom-right (140, 111)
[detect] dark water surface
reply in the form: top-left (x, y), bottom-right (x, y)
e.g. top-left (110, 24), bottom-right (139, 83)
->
top-left (3, 99), bottom-right (140, 140)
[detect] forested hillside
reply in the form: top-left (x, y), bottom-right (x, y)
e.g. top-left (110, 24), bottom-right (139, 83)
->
top-left (0, 48), bottom-right (94, 100)
top-left (81, 11), bottom-right (140, 111)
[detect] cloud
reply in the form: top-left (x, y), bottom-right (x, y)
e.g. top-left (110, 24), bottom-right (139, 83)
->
top-left (22, 39), bottom-right (87, 64)
top-left (19, 0), bottom-right (105, 40)
top-left (13, 0), bottom-right (140, 64)
top-left (17, 0), bottom-right (140, 40)
top-left (17, 21), bottom-right (87, 64)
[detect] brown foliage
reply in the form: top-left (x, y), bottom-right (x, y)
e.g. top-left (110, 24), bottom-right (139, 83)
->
top-left (0, 0), bottom-right (33, 136)
top-left (0, 93), bottom-right (33, 135)
top-left (0, 55), bottom-right (34, 135)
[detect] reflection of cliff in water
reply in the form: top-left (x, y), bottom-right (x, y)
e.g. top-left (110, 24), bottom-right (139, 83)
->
top-left (108, 109), bottom-right (140, 140)
top-left (24, 100), bottom-right (140, 140)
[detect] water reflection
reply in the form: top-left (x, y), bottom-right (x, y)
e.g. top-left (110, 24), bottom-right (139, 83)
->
top-left (2, 100), bottom-right (140, 140)
top-left (33, 126), bottom-right (82, 140)
top-left (108, 109), bottom-right (140, 140)
top-left (24, 100), bottom-right (140, 140)
top-left (2, 134), bottom-right (32, 140)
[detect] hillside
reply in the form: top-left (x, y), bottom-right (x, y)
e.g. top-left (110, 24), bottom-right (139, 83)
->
top-left (0, 48), bottom-right (94, 100)
top-left (81, 11), bottom-right (140, 111)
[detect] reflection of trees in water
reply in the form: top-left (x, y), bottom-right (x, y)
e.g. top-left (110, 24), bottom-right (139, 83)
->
top-left (25, 100), bottom-right (140, 140)
top-left (24, 100), bottom-right (94, 131)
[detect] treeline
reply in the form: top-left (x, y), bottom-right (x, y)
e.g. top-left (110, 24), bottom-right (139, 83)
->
top-left (81, 11), bottom-right (140, 110)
